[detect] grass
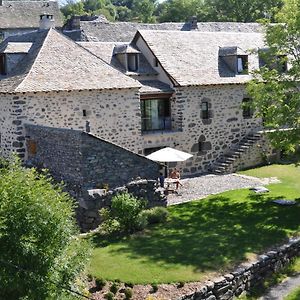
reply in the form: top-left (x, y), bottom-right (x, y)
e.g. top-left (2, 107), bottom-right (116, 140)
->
top-left (88, 163), bottom-right (300, 284)
top-left (284, 287), bottom-right (300, 300)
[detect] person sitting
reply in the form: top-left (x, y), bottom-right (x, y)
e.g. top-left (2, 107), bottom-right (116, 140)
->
top-left (169, 168), bottom-right (182, 190)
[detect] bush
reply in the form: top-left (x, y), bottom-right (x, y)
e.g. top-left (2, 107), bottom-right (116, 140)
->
top-left (0, 158), bottom-right (90, 299)
top-left (144, 207), bottom-right (169, 224)
top-left (110, 193), bottom-right (147, 233)
top-left (124, 288), bottom-right (133, 299)
top-left (177, 281), bottom-right (185, 288)
top-left (151, 283), bottom-right (158, 293)
top-left (125, 282), bottom-right (134, 288)
top-left (95, 277), bottom-right (106, 290)
top-left (134, 212), bottom-right (148, 231)
top-left (104, 292), bottom-right (114, 300)
top-left (110, 282), bottom-right (119, 294)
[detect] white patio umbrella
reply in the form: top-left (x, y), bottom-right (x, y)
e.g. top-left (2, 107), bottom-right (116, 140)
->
top-left (146, 147), bottom-right (193, 162)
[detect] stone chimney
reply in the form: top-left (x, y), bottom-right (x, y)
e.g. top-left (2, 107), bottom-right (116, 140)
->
top-left (190, 16), bottom-right (198, 30)
top-left (39, 14), bottom-right (55, 30)
top-left (71, 16), bottom-right (81, 30)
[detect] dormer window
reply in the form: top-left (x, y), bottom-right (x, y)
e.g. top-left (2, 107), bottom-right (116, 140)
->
top-left (237, 55), bottom-right (248, 74)
top-left (259, 49), bottom-right (288, 73)
top-left (0, 54), bottom-right (6, 75)
top-left (127, 53), bottom-right (139, 72)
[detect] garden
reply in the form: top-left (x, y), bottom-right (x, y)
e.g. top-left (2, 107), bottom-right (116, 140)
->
top-left (88, 162), bottom-right (300, 288)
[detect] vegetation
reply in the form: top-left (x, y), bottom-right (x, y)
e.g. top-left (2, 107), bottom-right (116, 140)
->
top-left (0, 159), bottom-right (90, 299)
top-left (238, 257), bottom-right (300, 299)
top-left (88, 163), bottom-right (300, 284)
top-left (284, 286), bottom-right (300, 300)
top-left (248, 0), bottom-right (300, 153)
top-left (60, 0), bottom-right (283, 23)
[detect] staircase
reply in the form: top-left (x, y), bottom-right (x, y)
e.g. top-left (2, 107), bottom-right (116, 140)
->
top-left (210, 132), bottom-right (262, 174)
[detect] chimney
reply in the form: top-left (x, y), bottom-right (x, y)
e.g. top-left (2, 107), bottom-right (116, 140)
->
top-left (39, 14), bottom-right (55, 30)
top-left (190, 16), bottom-right (198, 30)
top-left (0, 0), bottom-right (3, 6)
top-left (71, 16), bottom-right (81, 30)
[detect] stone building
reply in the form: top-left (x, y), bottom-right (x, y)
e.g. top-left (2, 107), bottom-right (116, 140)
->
top-left (0, 0), bottom-right (62, 41)
top-left (0, 14), bottom-right (277, 181)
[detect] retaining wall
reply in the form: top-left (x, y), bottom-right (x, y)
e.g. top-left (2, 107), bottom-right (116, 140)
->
top-left (178, 238), bottom-right (300, 300)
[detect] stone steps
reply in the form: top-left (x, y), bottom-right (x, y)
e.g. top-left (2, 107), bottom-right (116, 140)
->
top-left (210, 132), bottom-right (262, 174)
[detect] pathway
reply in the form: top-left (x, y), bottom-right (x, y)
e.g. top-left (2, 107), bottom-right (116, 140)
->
top-left (167, 173), bottom-right (272, 205)
top-left (259, 274), bottom-right (300, 300)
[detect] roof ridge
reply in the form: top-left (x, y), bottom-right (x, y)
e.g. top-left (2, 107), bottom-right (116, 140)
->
top-left (15, 29), bottom-right (51, 92)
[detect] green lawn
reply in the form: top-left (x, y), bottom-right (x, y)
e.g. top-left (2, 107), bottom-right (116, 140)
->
top-left (88, 163), bottom-right (300, 284)
top-left (284, 287), bottom-right (300, 300)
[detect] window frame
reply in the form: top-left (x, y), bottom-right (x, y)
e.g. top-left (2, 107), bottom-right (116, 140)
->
top-left (140, 95), bottom-right (172, 132)
top-left (201, 101), bottom-right (210, 119)
top-left (127, 53), bottom-right (139, 72)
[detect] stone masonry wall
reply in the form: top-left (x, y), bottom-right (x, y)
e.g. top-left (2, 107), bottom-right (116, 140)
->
top-left (143, 84), bottom-right (263, 176)
top-left (25, 124), bottom-right (160, 190)
top-left (178, 238), bottom-right (300, 300)
top-left (77, 179), bottom-right (167, 231)
top-left (0, 88), bottom-right (142, 159)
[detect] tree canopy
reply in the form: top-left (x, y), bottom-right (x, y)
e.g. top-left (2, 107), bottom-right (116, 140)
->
top-left (0, 159), bottom-right (90, 299)
top-left (247, 0), bottom-right (300, 153)
top-left (60, 0), bottom-right (283, 23)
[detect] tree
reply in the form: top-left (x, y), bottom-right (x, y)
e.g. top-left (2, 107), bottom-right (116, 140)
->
top-left (247, 0), bottom-right (300, 153)
top-left (60, 0), bottom-right (85, 20)
top-left (203, 0), bottom-right (283, 22)
top-left (158, 0), bottom-right (205, 22)
top-left (0, 159), bottom-right (90, 299)
top-left (131, 0), bottom-right (156, 22)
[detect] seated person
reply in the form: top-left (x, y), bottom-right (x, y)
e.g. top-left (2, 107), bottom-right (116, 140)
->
top-left (169, 168), bottom-right (182, 190)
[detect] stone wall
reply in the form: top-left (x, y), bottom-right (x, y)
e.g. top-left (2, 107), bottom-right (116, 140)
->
top-left (0, 88), bottom-right (142, 158)
top-left (142, 85), bottom-right (263, 176)
top-left (0, 84), bottom-right (267, 178)
top-left (25, 124), bottom-right (160, 190)
top-left (178, 238), bottom-right (300, 300)
top-left (77, 179), bottom-right (167, 231)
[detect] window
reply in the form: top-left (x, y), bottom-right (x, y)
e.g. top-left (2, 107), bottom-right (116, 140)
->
top-left (259, 50), bottom-right (288, 73)
top-left (0, 54), bottom-right (6, 75)
top-left (242, 98), bottom-right (253, 118)
top-left (82, 109), bottom-right (87, 117)
top-left (141, 98), bottom-right (171, 131)
top-left (201, 101), bottom-right (209, 119)
top-left (237, 55), bottom-right (248, 74)
top-left (154, 57), bottom-right (159, 67)
top-left (127, 53), bottom-right (139, 72)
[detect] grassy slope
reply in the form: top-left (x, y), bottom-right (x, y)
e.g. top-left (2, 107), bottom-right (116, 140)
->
top-left (88, 164), bottom-right (300, 284)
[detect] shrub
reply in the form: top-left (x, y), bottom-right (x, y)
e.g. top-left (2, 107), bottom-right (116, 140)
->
top-left (134, 212), bottom-right (149, 231)
top-left (0, 158), bottom-right (90, 299)
top-left (125, 282), bottom-right (134, 288)
top-left (110, 282), bottom-right (119, 294)
top-left (111, 193), bottom-right (147, 232)
top-left (124, 288), bottom-right (133, 299)
top-left (104, 292), bottom-right (114, 300)
top-left (95, 277), bottom-right (106, 290)
top-left (177, 281), bottom-right (185, 288)
top-left (144, 207), bottom-right (169, 224)
top-left (151, 283), bottom-right (158, 293)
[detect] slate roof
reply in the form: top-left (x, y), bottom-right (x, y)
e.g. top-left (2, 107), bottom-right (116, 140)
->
top-left (0, 29), bottom-right (140, 93)
top-left (78, 41), bottom-right (157, 76)
top-left (0, 0), bottom-right (63, 29)
top-left (139, 80), bottom-right (174, 94)
top-left (136, 30), bottom-right (265, 86)
top-left (71, 20), bottom-right (263, 42)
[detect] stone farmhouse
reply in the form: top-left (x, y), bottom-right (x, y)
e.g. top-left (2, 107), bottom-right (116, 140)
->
top-left (0, 0), bottom-right (62, 41)
top-left (0, 15), bottom-right (278, 192)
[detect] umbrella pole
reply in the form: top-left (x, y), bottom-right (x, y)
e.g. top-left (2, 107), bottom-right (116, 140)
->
top-left (164, 163), bottom-right (168, 178)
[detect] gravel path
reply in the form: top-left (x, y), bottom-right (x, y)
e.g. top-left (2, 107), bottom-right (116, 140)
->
top-left (167, 173), bottom-right (267, 205)
top-left (259, 274), bottom-right (300, 300)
